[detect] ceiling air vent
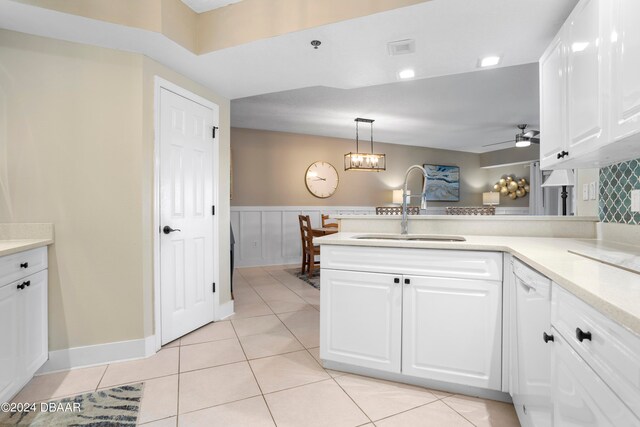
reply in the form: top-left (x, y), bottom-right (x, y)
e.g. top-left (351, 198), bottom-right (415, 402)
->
top-left (388, 39), bottom-right (415, 56)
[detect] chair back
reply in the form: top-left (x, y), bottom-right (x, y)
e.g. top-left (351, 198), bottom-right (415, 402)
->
top-left (321, 214), bottom-right (338, 228)
top-left (298, 215), bottom-right (313, 253)
top-left (445, 207), bottom-right (496, 215)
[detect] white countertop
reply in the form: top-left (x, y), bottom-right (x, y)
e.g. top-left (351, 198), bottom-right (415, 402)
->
top-left (0, 239), bottom-right (54, 257)
top-left (333, 214), bottom-right (600, 221)
top-left (316, 232), bottom-right (640, 336)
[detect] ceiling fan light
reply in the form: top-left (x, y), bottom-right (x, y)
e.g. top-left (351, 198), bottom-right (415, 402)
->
top-left (515, 134), bottom-right (530, 148)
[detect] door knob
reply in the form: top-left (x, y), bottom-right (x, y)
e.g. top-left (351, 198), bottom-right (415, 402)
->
top-left (163, 226), bottom-right (181, 234)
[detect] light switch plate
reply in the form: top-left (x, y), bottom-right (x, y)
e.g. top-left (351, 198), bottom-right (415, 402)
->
top-left (589, 182), bottom-right (597, 200)
top-left (583, 184), bottom-right (589, 201)
top-left (631, 189), bottom-right (640, 213)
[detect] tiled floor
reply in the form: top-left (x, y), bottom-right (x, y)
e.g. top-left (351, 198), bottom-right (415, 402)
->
top-left (13, 265), bottom-right (520, 426)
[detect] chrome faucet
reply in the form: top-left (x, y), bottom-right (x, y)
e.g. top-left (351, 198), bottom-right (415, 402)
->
top-left (401, 165), bottom-right (428, 235)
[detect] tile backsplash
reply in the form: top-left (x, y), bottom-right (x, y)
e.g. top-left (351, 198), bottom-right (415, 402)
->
top-left (599, 158), bottom-right (640, 224)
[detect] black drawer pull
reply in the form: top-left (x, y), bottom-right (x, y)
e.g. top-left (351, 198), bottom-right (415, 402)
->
top-left (543, 332), bottom-right (554, 343)
top-left (20, 262), bottom-right (29, 269)
top-left (393, 278), bottom-right (400, 284)
top-left (24, 280), bottom-right (30, 287)
top-left (576, 328), bottom-right (592, 342)
top-left (404, 278), bottom-right (410, 285)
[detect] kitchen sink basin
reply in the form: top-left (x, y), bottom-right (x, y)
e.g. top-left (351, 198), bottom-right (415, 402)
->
top-left (353, 234), bottom-right (466, 242)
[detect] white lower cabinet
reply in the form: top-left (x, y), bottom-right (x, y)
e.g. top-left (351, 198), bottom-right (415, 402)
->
top-left (320, 269), bottom-right (402, 373)
top-left (0, 248), bottom-right (48, 403)
top-left (402, 275), bottom-right (501, 390)
top-left (320, 246), bottom-right (503, 391)
top-left (552, 331), bottom-right (640, 426)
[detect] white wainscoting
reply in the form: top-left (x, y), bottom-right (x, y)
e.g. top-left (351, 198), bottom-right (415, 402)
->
top-left (230, 206), bottom-right (529, 267)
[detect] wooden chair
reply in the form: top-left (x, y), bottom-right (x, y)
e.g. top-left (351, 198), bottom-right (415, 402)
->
top-left (298, 215), bottom-right (320, 277)
top-left (321, 214), bottom-right (338, 228)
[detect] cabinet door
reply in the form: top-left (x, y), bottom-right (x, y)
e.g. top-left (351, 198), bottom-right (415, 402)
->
top-left (610, 0), bottom-right (640, 142)
top-left (513, 275), bottom-right (552, 427)
top-left (540, 33), bottom-right (568, 169)
top-left (552, 332), bottom-right (640, 426)
top-left (566, 0), bottom-right (607, 157)
top-left (0, 283), bottom-right (20, 403)
top-left (402, 276), bottom-right (502, 390)
top-left (19, 270), bottom-right (48, 379)
top-left (320, 269), bottom-right (402, 373)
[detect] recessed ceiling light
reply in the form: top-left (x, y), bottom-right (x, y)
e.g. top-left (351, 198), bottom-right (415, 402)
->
top-left (480, 55), bottom-right (501, 68)
top-left (398, 69), bottom-right (415, 79)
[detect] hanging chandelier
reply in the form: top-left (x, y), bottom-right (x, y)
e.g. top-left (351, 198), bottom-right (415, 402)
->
top-left (344, 118), bottom-right (386, 172)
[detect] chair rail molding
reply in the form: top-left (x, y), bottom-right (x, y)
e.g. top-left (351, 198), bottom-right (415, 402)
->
top-left (230, 205), bottom-right (529, 267)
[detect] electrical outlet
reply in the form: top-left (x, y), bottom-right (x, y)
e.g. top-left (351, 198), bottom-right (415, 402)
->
top-left (631, 189), bottom-right (640, 213)
top-left (582, 184), bottom-right (589, 201)
top-left (589, 182), bottom-right (597, 200)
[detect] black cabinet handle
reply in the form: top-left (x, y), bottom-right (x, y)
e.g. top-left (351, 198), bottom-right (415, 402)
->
top-left (393, 278), bottom-right (400, 284)
top-left (543, 332), bottom-right (554, 343)
top-left (20, 262), bottom-right (29, 269)
top-left (556, 150), bottom-right (569, 159)
top-left (404, 278), bottom-right (410, 285)
top-left (163, 226), bottom-right (181, 234)
top-left (576, 328), bottom-right (592, 342)
top-left (17, 280), bottom-right (30, 290)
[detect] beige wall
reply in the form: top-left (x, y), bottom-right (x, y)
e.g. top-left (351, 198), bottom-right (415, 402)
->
top-left (480, 145), bottom-right (539, 168)
top-left (231, 128), bottom-right (528, 208)
top-left (575, 168), bottom-right (599, 217)
top-left (0, 29), bottom-right (230, 351)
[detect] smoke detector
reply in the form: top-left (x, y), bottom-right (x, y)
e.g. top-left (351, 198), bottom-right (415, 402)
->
top-left (388, 39), bottom-right (415, 56)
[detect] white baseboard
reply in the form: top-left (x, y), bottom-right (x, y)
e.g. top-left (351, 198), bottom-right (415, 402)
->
top-left (38, 335), bottom-right (156, 374)
top-left (217, 300), bottom-right (235, 320)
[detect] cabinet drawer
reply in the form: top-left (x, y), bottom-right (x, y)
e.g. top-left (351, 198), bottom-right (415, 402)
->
top-left (0, 247), bottom-right (47, 288)
top-left (552, 284), bottom-right (640, 419)
top-left (322, 245), bottom-right (502, 281)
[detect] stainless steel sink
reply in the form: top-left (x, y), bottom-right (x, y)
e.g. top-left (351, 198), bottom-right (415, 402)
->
top-left (353, 234), bottom-right (466, 242)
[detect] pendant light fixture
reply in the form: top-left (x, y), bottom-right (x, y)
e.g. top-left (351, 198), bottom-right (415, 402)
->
top-left (344, 118), bottom-right (386, 172)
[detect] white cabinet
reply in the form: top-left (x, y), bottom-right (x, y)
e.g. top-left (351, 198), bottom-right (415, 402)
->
top-left (539, 0), bottom-right (640, 168)
top-left (402, 275), bottom-right (502, 390)
top-left (0, 248), bottom-right (48, 404)
top-left (320, 246), bottom-right (503, 391)
top-left (566, 0), bottom-right (608, 157)
top-left (540, 33), bottom-right (568, 169)
top-left (320, 269), bottom-right (402, 373)
top-left (610, 0), bottom-right (640, 143)
top-left (552, 332), bottom-right (640, 426)
top-left (512, 260), bottom-right (553, 427)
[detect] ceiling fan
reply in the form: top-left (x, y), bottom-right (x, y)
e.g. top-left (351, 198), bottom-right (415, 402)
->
top-left (483, 124), bottom-right (540, 148)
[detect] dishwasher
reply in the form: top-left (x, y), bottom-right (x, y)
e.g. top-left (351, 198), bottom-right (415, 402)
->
top-left (512, 259), bottom-right (553, 427)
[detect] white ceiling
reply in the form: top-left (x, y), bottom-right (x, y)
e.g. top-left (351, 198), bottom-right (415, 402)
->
top-left (180, 0), bottom-right (243, 13)
top-left (0, 0), bottom-right (577, 152)
top-left (232, 63), bottom-right (540, 153)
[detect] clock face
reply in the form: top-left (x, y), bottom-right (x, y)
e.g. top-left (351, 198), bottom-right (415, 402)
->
top-left (305, 161), bottom-right (339, 198)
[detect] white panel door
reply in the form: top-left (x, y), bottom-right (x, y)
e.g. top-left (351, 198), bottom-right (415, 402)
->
top-left (160, 88), bottom-right (216, 344)
top-left (540, 33), bottom-right (568, 169)
top-left (19, 270), bottom-right (48, 381)
top-left (610, 0), bottom-right (640, 142)
top-left (0, 283), bottom-right (19, 403)
top-left (320, 269), bottom-right (402, 373)
top-left (402, 276), bottom-right (502, 390)
top-left (566, 0), bottom-right (607, 157)
top-left (552, 332), bottom-right (640, 427)
top-left (513, 273), bottom-right (552, 427)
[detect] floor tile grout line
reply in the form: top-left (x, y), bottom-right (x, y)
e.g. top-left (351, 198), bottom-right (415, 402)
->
top-left (95, 363), bottom-right (109, 391)
top-left (176, 342), bottom-right (182, 422)
top-left (365, 396), bottom-right (452, 424)
top-left (330, 376), bottom-right (374, 424)
top-left (229, 313), bottom-right (279, 427)
top-left (440, 397), bottom-right (480, 427)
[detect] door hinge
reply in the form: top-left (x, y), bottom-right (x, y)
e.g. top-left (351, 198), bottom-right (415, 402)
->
top-left (212, 126), bottom-right (219, 139)
top-left (212, 283), bottom-right (216, 293)
top-left (212, 205), bottom-right (215, 215)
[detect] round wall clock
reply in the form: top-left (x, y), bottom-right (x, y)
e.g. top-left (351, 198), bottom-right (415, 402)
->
top-left (305, 161), bottom-right (339, 198)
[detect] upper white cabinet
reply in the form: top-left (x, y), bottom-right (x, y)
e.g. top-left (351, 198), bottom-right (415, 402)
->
top-left (540, 0), bottom-right (640, 169)
top-left (540, 33), bottom-right (568, 169)
top-left (610, 0), bottom-right (640, 142)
